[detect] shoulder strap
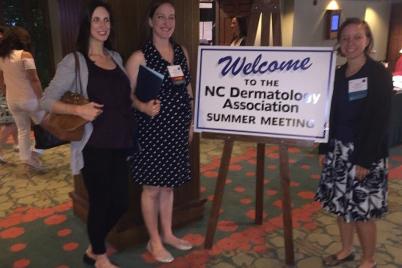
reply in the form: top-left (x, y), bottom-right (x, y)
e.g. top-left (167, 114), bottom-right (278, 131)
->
top-left (72, 52), bottom-right (83, 94)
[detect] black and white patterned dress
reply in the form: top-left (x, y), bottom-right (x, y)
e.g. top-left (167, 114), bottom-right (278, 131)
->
top-left (315, 59), bottom-right (391, 222)
top-left (316, 139), bottom-right (388, 222)
top-left (128, 41), bottom-right (192, 188)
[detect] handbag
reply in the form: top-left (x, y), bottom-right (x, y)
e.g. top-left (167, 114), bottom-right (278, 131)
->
top-left (42, 52), bottom-right (89, 141)
top-left (32, 124), bottom-right (68, 149)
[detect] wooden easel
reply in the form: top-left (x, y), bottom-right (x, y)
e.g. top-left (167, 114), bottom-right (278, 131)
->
top-left (203, 1), bottom-right (311, 266)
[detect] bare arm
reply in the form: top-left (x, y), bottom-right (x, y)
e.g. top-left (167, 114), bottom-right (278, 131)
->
top-left (181, 46), bottom-right (194, 101)
top-left (22, 51), bottom-right (42, 99)
top-left (181, 46), bottom-right (195, 142)
top-left (125, 50), bottom-right (160, 117)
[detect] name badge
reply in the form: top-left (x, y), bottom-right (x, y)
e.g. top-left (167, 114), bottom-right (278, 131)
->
top-left (167, 65), bottom-right (185, 85)
top-left (348, 77), bottom-right (368, 101)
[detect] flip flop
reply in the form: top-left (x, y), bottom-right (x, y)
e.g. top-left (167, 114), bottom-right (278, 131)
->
top-left (323, 252), bottom-right (355, 266)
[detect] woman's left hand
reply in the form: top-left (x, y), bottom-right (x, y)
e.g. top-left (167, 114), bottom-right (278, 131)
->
top-left (355, 165), bottom-right (369, 181)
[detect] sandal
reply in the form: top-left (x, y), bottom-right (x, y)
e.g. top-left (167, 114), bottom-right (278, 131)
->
top-left (146, 241), bottom-right (174, 263)
top-left (164, 239), bottom-right (192, 251)
top-left (323, 252), bottom-right (355, 266)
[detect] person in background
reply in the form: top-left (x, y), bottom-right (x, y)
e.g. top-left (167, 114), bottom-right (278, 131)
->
top-left (230, 16), bottom-right (248, 46)
top-left (0, 25), bottom-right (18, 164)
top-left (125, 0), bottom-right (193, 263)
top-left (393, 49), bottom-right (402, 76)
top-left (40, 1), bottom-right (134, 267)
top-left (0, 26), bottom-right (44, 170)
top-left (316, 18), bottom-right (392, 268)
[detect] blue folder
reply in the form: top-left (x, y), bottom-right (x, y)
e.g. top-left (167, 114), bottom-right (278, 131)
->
top-left (135, 65), bottom-right (164, 102)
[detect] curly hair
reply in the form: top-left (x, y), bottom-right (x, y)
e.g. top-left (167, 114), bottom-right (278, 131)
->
top-left (0, 26), bottom-right (32, 58)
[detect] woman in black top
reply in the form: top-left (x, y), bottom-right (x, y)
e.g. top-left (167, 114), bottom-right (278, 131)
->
top-left (41, 1), bottom-right (133, 267)
top-left (316, 18), bottom-right (392, 268)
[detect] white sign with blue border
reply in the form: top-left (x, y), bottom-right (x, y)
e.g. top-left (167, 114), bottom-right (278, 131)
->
top-left (194, 46), bottom-right (336, 143)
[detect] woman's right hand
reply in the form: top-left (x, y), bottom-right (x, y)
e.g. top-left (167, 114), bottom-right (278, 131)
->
top-left (76, 102), bottom-right (104, 121)
top-left (140, 99), bottom-right (161, 117)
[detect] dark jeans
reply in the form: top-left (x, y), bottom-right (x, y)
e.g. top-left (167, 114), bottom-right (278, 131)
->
top-left (81, 146), bottom-right (129, 254)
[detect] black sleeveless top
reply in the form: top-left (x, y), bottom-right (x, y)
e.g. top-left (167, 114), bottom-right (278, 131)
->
top-left (85, 56), bottom-right (133, 149)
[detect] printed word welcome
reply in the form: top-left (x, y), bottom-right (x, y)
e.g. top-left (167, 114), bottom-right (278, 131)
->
top-left (217, 54), bottom-right (312, 76)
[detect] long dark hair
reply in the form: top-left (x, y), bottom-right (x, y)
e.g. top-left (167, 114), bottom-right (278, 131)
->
top-left (235, 16), bottom-right (248, 38)
top-left (0, 25), bottom-right (7, 44)
top-left (0, 25), bottom-right (7, 36)
top-left (337, 17), bottom-right (373, 57)
top-left (141, 0), bottom-right (176, 46)
top-left (76, 0), bottom-right (114, 55)
top-left (0, 26), bottom-right (32, 58)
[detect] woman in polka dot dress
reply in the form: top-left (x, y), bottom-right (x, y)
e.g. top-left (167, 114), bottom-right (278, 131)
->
top-left (125, 0), bottom-right (193, 263)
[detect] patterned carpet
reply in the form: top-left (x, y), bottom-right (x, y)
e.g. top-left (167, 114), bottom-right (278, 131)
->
top-left (1, 139), bottom-right (402, 268)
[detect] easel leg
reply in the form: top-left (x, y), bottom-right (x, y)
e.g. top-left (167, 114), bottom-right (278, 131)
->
top-left (204, 139), bottom-right (234, 249)
top-left (255, 143), bottom-right (265, 224)
top-left (279, 144), bottom-right (295, 266)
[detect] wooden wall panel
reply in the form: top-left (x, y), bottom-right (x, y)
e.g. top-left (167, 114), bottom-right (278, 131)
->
top-left (58, 0), bottom-right (86, 55)
top-left (107, 1), bottom-right (148, 60)
top-left (386, 3), bottom-right (402, 71)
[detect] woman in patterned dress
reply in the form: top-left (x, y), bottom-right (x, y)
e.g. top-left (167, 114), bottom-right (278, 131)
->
top-left (316, 18), bottom-right (392, 268)
top-left (126, 0), bottom-right (193, 263)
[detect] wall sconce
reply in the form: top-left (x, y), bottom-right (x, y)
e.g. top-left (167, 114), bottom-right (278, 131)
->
top-left (325, 1), bottom-right (341, 39)
top-left (326, 0), bottom-right (340, 11)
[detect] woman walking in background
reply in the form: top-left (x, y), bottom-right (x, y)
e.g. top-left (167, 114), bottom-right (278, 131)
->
top-left (0, 25), bottom-right (18, 164)
top-left (0, 26), bottom-right (44, 170)
top-left (316, 18), bottom-right (393, 268)
top-left (126, 0), bottom-right (194, 263)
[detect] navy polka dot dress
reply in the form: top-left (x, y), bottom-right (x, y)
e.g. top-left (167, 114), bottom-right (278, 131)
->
top-left (128, 41), bottom-right (192, 188)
